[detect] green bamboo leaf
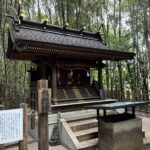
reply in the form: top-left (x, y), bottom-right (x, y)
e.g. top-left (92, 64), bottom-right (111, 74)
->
top-left (128, 0), bottom-right (136, 4)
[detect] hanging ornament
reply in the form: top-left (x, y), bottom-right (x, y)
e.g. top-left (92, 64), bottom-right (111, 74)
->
top-left (87, 71), bottom-right (90, 77)
top-left (68, 70), bottom-right (73, 78)
top-left (70, 70), bottom-right (73, 76)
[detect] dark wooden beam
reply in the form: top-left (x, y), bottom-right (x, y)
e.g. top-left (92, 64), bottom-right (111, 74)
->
top-left (52, 64), bottom-right (57, 100)
top-left (39, 63), bottom-right (46, 79)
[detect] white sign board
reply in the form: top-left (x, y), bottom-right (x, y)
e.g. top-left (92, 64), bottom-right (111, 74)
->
top-left (0, 109), bottom-right (23, 144)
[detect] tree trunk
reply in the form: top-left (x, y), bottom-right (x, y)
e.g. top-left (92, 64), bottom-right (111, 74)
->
top-left (143, 6), bottom-right (150, 57)
top-left (113, 0), bottom-right (116, 37)
top-left (0, 0), bottom-right (2, 28)
top-left (60, 0), bottom-right (65, 25)
top-left (37, 0), bottom-right (41, 21)
top-left (75, 0), bottom-right (81, 29)
top-left (118, 0), bottom-right (124, 100)
top-left (66, 0), bottom-right (70, 23)
top-left (117, 62), bottom-right (123, 100)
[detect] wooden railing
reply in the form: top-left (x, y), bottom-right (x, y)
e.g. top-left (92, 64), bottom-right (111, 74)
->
top-left (105, 90), bottom-right (150, 101)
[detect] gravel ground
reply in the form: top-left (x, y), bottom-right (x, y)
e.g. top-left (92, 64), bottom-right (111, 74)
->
top-left (5, 116), bottom-right (150, 150)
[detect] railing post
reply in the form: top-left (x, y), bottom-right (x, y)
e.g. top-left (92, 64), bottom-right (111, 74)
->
top-left (19, 103), bottom-right (28, 150)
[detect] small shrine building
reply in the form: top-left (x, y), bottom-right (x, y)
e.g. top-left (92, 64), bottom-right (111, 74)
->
top-left (6, 18), bottom-right (135, 111)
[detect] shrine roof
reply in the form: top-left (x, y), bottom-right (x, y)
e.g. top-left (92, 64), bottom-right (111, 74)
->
top-left (6, 19), bottom-right (135, 61)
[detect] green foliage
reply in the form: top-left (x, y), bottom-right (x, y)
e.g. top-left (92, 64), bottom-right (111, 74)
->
top-left (128, 0), bottom-right (137, 4)
top-left (108, 30), bottom-right (131, 51)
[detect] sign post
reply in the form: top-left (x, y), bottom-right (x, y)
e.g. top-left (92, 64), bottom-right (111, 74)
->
top-left (0, 105), bottom-right (5, 150)
top-left (38, 80), bottom-right (51, 150)
top-left (19, 103), bottom-right (28, 150)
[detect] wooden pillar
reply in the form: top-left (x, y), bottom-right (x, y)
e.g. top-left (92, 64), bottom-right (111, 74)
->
top-left (19, 103), bottom-right (28, 150)
top-left (0, 105), bottom-right (5, 150)
top-left (41, 63), bottom-right (46, 79)
top-left (0, 105), bottom-right (5, 110)
top-left (38, 80), bottom-right (50, 150)
top-left (0, 145), bottom-right (5, 150)
top-left (98, 64), bottom-right (105, 99)
top-left (52, 64), bottom-right (57, 100)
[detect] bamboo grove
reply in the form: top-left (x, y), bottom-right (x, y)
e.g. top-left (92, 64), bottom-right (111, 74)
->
top-left (0, 0), bottom-right (149, 101)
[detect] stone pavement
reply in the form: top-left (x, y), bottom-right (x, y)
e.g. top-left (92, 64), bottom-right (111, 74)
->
top-left (6, 143), bottom-right (150, 150)
top-left (6, 143), bottom-right (67, 150)
top-left (5, 116), bottom-right (150, 150)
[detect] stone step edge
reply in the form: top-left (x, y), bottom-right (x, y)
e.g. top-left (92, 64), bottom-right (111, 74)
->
top-left (78, 138), bottom-right (98, 149)
top-left (68, 118), bottom-right (97, 127)
top-left (74, 127), bottom-right (98, 137)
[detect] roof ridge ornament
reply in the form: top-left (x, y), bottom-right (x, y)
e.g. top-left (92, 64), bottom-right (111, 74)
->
top-left (63, 23), bottom-right (69, 29)
top-left (99, 23), bottom-right (107, 45)
top-left (6, 6), bottom-right (21, 32)
top-left (80, 26), bottom-right (86, 32)
top-left (42, 20), bottom-right (48, 30)
top-left (6, 15), bottom-right (20, 32)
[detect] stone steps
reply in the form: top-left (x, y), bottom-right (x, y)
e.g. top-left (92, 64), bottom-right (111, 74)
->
top-left (58, 108), bottom-right (118, 149)
top-left (79, 138), bottom-right (98, 150)
top-left (75, 127), bottom-right (98, 142)
top-left (67, 118), bottom-right (98, 149)
top-left (69, 118), bottom-right (97, 132)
